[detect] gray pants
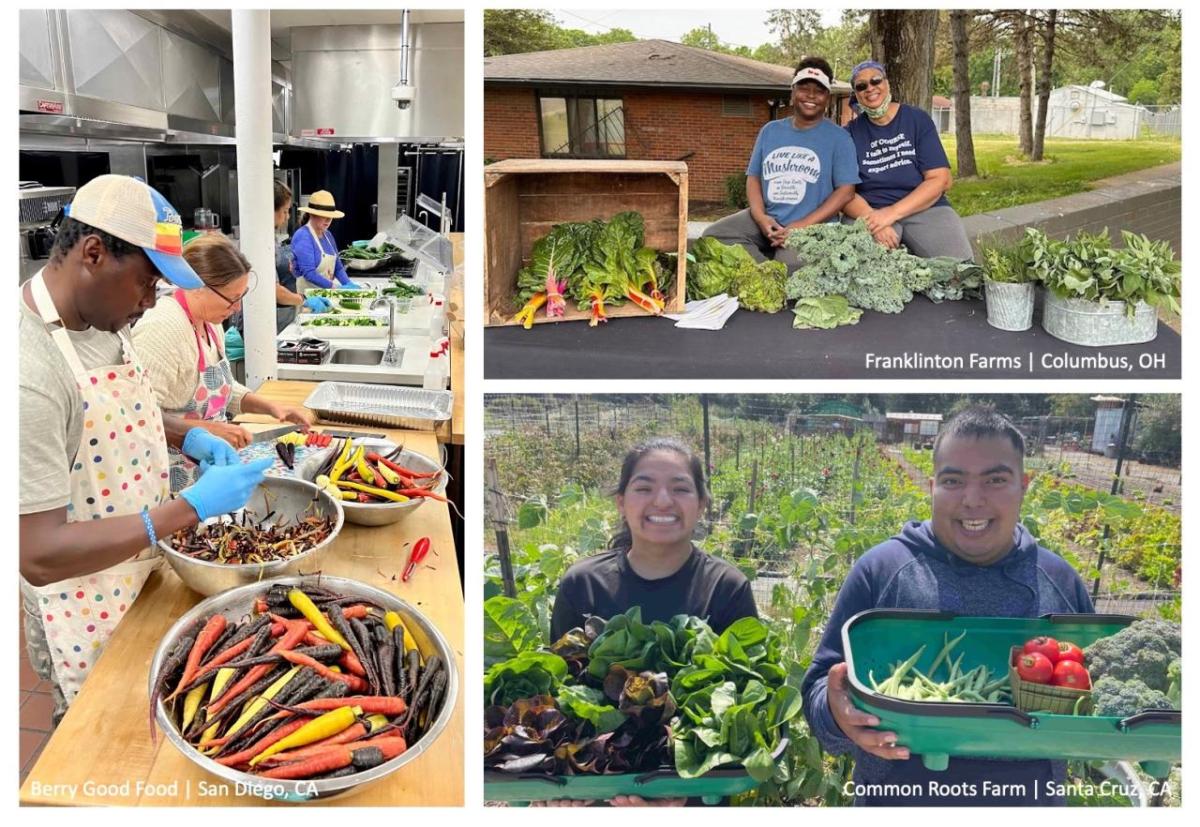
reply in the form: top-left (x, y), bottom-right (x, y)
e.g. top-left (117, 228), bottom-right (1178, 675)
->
top-left (701, 209), bottom-right (802, 273)
top-left (846, 205), bottom-right (975, 261)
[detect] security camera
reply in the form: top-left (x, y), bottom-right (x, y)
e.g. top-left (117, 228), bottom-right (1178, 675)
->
top-left (392, 83), bottom-right (415, 110)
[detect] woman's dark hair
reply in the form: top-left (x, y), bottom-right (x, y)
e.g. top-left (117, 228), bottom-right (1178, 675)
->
top-left (49, 217), bottom-right (140, 264)
top-left (932, 406), bottom-right (1026, 468)
top-left (793, 55), bottom-right (834, 84)
top-left (273, 179), bottom-right (293, 211)
top-left (608, 438), bottom-right (709, 551)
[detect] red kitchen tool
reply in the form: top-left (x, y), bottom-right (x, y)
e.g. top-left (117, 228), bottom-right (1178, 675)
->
top-left (402, 537), bottom-right (432, 582)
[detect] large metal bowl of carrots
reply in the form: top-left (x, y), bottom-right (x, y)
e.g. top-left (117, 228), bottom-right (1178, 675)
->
top-left (297, 438), bottom-right (450, 528)
top-left (159, 476), bottom-right (345, 596)
top-left (148, 574), bottom-right (458, 802)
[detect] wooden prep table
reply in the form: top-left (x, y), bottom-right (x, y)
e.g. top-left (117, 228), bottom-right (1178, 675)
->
top-left (19, 425), bottom-right (463, 807)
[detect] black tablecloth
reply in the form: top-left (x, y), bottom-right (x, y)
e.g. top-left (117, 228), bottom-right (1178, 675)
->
top-left (484, 297), bottom-right (1180, 379)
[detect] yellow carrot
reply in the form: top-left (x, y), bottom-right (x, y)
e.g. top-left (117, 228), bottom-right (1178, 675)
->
top-left (199, 667), bottom-right (237, 749)
top-left (336, 480), bottom-right (410, 502)
top-left (182, 683), bottom-right (208, 732)
top-left (248, 705), bottom-right (362, 766)
top-left (225, 665), bottom-right (300, 739)
top-left (288, 589), bottom-right (350, 650)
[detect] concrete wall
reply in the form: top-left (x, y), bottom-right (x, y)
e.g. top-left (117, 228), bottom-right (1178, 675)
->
top-left (962, 162), bottom-right (1180, 258)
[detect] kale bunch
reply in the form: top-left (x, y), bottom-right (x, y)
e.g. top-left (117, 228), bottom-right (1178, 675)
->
top-left (784, 221), bottom-right (942, 314)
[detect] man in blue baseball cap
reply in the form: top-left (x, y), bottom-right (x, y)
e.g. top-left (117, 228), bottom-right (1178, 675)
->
top-left (19, 174), bottom-right (274, 720)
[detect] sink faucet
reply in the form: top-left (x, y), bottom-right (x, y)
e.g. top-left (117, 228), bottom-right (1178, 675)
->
top-left (370, 297), bottom-right (402, 366)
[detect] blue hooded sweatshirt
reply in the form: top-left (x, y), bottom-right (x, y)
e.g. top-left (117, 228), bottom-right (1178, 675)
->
top-left (801, 520), bottom-right (1095, 806)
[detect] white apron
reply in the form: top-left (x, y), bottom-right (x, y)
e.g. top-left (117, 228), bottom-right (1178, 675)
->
top-left (297, 222), bottom-right (338, 292)
top-left (165, 290), bottom-right (235, 492)
top-left (21, 272), bottom-right (171, 702)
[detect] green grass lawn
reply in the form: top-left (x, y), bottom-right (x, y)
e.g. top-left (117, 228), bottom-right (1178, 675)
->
top-left (691, 135), bottom-right (1179, 221)
top-left (943, 135), bottom-right (1181, 217)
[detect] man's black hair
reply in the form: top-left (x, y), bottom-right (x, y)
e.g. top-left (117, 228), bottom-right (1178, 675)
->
top-left (794, 55), bottom-right (834, 85)
top-left (932, 406), bottom-right (1026, 466)
top-left (49, 216), bottom-right (140, 265)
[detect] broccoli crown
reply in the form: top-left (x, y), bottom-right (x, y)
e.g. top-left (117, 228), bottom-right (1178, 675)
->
top-left (1084, 619), bottom-right (1182, 693)
top-left (1091, 675), bottom-right (1172, 718)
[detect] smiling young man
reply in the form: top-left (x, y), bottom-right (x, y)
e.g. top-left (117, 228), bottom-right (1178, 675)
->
top-left (799, 407), bottom-right (1094, 806)
top-left (700, 56), bottom-right (860, 273)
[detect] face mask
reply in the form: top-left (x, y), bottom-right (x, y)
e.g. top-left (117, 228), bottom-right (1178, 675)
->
top-left (860, 93), bottom-right (893, 120)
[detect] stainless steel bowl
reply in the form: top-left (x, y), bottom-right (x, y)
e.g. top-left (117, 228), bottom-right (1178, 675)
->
top-left (298, 442), bottom-right (449, 527)
top-left (159, 476), bottom-right (344, 596)
top-left (148, 574), bottom-right (459, 802)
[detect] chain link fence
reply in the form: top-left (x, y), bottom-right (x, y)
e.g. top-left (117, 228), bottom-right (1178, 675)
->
top-left (485, 394), bottom-right (1180, 619)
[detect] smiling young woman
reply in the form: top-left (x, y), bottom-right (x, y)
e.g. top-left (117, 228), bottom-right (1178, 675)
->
top-left (548, 438), bottom-right (758, 641)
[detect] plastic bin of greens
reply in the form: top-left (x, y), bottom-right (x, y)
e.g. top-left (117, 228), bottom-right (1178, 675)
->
top-left (842, 609), bottom-right (1181, 778)
top-left (484, 738), bottom-right (788, 805)
top-left (303, 382), bottom-right (452, 431)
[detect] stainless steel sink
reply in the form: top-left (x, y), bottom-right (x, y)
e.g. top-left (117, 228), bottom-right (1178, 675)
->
top-left (329, 348), bottom-right (389, 366)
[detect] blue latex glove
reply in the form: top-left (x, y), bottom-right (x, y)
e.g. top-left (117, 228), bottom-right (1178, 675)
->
top-left (180, 457), bottom-right (274, 522)
top-left (342, 281), bottom-right (363, 290)
top-left (182, 427), bottom-right (239, 473)
top-left (303, 295), bottom-right (332, 312)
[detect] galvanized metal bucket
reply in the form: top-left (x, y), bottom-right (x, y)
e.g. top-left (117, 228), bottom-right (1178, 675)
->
top-left (1041, 292), bottom-right (1158, 346)
top-left (984, 279), bottom-right (1035, 332)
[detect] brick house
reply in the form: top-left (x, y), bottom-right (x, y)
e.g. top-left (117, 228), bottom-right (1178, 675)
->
top-left (484, 40), bottom-right (852, 205)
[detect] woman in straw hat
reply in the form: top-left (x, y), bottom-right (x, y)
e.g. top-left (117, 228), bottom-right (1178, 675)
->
top-left (290, 189), bottom-right (363, 291)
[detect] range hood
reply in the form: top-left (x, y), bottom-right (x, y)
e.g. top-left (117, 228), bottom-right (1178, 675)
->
top-left (20, 9), bottom-right (464, 146)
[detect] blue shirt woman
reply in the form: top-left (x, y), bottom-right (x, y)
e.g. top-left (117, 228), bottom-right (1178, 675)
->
top-left (841, 60), bottom-right (974, 261)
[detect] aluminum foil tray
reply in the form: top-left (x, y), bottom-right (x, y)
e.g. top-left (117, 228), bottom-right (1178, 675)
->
top-left (304, 382), bottom-right (452, 430)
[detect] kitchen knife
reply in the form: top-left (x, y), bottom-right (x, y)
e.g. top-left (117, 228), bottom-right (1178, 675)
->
top-left (249, 424), bottom-right (301, 444)
top-left (320, 428), bottom-right (389, 440)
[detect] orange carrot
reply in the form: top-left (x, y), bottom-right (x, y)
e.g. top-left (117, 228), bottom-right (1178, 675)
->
top-left (291, 695), bottom-right (407, 716)
top-left (258, 737), bottom-right (407, 780)
top-left (165, 614), bottom-right (226, 703)
top-left (257, 747), bottom-right (354, 780)
top-left (339, 649), bottom-right (368, 679)
top-left (278, 650), bottom-right (369, 691)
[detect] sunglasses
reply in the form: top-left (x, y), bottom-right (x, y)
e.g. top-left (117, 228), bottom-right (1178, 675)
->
top-left (206, 271), bottom-right (258, 307)
top-left (854, 76), bottom-right (887, 93)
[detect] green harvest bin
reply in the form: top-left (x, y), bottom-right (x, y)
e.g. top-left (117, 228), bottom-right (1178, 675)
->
top-left (484, 738), bottom-right (788, 805)
top-left (842, 610), bottom-right (1180, 778)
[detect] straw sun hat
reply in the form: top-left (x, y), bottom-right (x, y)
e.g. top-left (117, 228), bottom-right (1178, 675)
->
top-left (298, 190), bottom-right (345, 219)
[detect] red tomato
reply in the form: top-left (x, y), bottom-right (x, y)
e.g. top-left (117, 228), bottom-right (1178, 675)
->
top-left (1016, 652), bottom-right (1055, 684)
top-left (1022, 636), bottom-right (1060, 663)
top-left (1056, 641), bottom-right (1085, 664)
top-left (1051, 659), bottom-right (1091, 689)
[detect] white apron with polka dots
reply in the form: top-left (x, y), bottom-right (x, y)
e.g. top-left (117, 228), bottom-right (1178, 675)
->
top-left (22, 272), bottom-right (171, 702)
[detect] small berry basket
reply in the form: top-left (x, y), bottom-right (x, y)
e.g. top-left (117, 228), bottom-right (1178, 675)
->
top-left (1008, 646), bottom-right (1093, 715)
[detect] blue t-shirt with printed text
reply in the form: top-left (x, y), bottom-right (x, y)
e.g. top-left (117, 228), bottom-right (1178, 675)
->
top-left (746, 118), bottom-right (860, 226)
top-left (846, 104), bottom-right (952, 210)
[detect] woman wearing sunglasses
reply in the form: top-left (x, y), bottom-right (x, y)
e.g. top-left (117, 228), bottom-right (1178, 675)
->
top-left (131, 234), bottom-right (314, 490)
top-left (842, 60), bottom-right (974, 260)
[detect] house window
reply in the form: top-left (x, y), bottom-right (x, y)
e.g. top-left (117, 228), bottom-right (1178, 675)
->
top-left (722, 95), bottom-right (751, 117)
top-left (538, 95), bottom-right (625, 158)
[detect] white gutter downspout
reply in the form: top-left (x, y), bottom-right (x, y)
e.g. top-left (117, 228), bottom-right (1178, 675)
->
top-left (232, 10), bottom-right (278, 390)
